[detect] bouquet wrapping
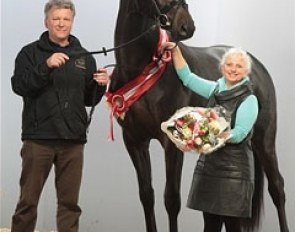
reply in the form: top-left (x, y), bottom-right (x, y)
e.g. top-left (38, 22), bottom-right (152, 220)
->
top-left (161, 106), bottom-right (230, 154)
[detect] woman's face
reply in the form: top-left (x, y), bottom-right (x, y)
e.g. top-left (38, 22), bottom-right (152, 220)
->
top-left (221, 54), bottom-right (248, 87)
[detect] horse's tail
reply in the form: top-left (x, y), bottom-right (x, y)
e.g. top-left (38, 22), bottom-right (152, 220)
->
top-left (241, 153), bottom-right (264, 232)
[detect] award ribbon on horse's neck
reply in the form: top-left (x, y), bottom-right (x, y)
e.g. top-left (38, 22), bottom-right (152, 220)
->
top-left (105, 28), bottom-right (171, 140)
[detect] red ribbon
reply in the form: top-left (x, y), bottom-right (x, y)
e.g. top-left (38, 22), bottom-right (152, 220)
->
top-left (105, 29), bottom-right (171, 140)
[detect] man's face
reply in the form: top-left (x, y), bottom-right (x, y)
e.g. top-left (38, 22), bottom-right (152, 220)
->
top-left (45, 7), bottom-right (74, 46)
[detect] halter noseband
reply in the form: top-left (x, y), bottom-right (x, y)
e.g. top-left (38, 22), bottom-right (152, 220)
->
top-left (160, 0), bottom-right (188, 15)
top-left (152, 0), bottom-right (188, 27)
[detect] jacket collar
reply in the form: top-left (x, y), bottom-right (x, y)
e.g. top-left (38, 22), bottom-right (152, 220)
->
top-left (37, 31), bottom-right (81, 53)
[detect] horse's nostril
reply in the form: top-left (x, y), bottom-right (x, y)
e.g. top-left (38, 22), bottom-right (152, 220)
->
top-left (180, 23), bottom-right (195, 37)
top-left (182, 24), bottom-right (187, 32)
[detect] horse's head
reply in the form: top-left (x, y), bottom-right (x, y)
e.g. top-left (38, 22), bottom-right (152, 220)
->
top-left (156, 0), bottom-right (195, 41)
top-left (126, 0), bottom-right (195, 42)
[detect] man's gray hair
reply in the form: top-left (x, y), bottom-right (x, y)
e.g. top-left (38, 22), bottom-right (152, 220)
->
top-left (220, 47), bottom-right (252, 75)
top-left (44, 0), bottom-right (76, 18)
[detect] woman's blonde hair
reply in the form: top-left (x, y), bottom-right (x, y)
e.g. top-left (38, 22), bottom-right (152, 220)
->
top-left (220, 47), bottom-right (252, 75)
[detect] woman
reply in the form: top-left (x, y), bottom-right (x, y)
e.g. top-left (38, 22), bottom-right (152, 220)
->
top-left (162, 42), bottom-right (258, 232)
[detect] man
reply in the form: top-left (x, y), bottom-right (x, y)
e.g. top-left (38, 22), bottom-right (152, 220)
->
top-left (10, 1), bottom-right (109, 231)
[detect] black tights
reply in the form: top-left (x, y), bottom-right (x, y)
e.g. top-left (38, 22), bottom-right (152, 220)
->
top-left (203, 212), bottom-right (242, 232)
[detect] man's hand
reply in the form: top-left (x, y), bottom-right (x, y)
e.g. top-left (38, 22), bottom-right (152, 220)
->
top-left (46, 53), bottom-right (69, 68)
top-left (93, 68), bottom-right (109, 86)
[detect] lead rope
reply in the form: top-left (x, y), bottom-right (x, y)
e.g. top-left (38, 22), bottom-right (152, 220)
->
top-left (86, 64), bottom-right (116, 133)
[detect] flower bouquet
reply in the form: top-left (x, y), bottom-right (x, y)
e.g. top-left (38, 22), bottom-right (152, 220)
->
top-left (161, 106), bottom-right (230, 154)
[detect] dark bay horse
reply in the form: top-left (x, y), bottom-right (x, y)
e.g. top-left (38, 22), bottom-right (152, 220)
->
top-left (106, 0), bottom-right (289, 231)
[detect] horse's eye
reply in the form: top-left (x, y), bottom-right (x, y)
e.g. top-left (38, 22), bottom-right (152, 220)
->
top-left (178, 0), bottom-right (188, 9)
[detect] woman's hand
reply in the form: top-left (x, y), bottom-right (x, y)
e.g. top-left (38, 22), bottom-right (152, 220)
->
top-left (218, 131), bottom-right (232, 142)
top-left (161, 42), bottom-right (186, 69)
top-left (161, 42), bottom-right (178, 54)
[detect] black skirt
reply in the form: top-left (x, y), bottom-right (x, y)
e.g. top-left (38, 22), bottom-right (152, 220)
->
top-left (186, 144), bottom-right (254, 218)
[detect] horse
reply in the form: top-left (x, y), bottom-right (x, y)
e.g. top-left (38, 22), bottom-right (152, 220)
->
top-left (105, 0), bottom-right (289, 231)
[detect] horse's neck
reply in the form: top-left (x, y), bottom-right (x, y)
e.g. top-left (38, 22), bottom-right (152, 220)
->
top-left (111, 0), bottom-right (161, 92)
top-left (113, 16), bottom-right (159, 88)
top-left (118, 0), bottom-right (156, 19)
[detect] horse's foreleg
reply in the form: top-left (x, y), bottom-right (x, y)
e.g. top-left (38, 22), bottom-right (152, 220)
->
top-left (123, 132), bottom-right (157, 232)
top-left (163, 143), bottom-right (184, 232)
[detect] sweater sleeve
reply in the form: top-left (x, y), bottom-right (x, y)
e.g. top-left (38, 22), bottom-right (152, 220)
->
top-left (176, 64), bottom-right (217, 99)
top-left (229, 95), bottom-right (259, 143)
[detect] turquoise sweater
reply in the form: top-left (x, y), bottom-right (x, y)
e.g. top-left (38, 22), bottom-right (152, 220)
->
top-left (176, 64), bottom-right (258, 143)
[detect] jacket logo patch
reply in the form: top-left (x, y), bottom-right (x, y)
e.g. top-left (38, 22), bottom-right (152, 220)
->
top-left (75, 58), bottom-right (86, 69)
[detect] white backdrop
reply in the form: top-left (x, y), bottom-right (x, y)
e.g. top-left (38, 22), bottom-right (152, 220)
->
top-left (1, 0), bottom-right (295, 231)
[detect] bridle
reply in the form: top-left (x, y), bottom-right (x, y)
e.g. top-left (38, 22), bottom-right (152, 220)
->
top-left (160, 0), bottom-right (188, 14)
top-left (156, 0), bottom-right (188, 28)
top-left (70, 0), bottom-right (188, 58)
top-left (87, 0), bottom-right (188, 134)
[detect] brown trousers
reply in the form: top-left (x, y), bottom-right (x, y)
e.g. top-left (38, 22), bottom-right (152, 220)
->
top-left (11, 140), bottom-right (84, 232)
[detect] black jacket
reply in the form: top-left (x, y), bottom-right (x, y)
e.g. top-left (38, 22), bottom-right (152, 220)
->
top-left (11, 31), bottom-right (106, 143)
